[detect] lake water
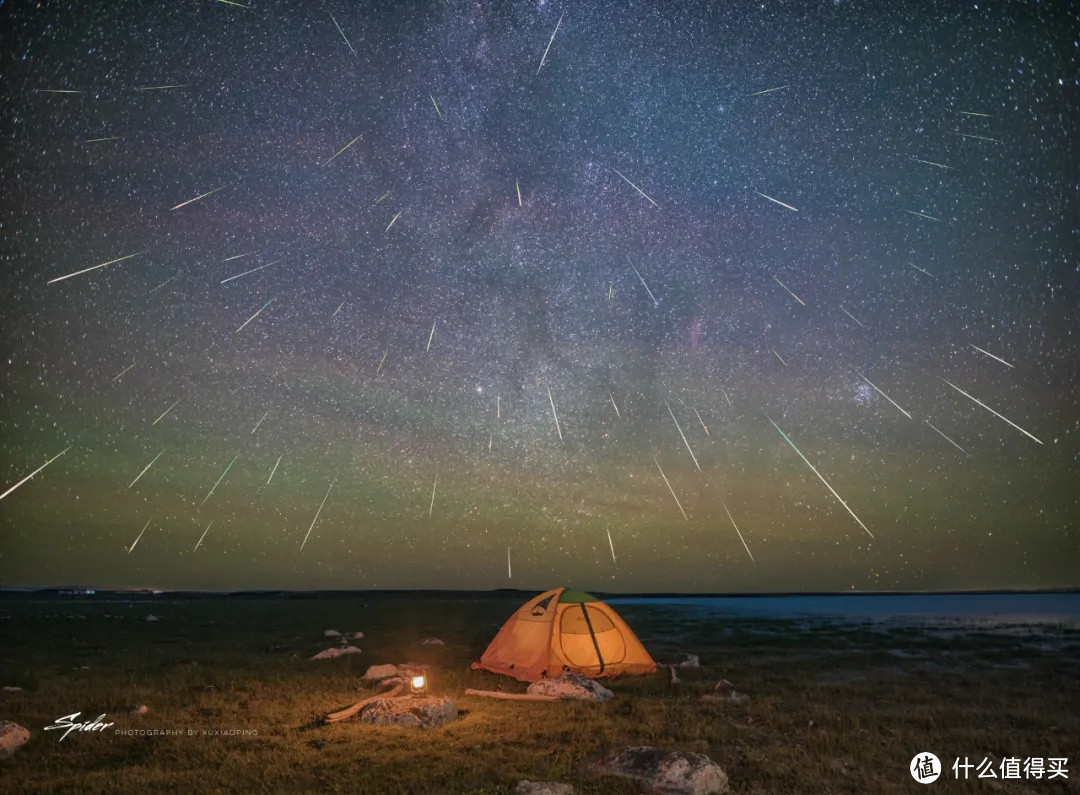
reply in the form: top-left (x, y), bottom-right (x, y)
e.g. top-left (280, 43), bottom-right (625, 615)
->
top-left (606, 593), bottom-right (1080, 624)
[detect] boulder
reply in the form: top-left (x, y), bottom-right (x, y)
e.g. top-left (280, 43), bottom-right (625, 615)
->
top-left (515, 781), bottom-right (576, 795)
top-left (362, 664), bottom-right (402, 681)
top-left (678, 654), bottom-right (701, 669)
top-left (310, 646), bottom-right (362, 660)
top-left (415, 637), bottom-right (445, 646)
top-left (324, 629), bottom-right (341, 638)
top-left (2, 686), bottom-right (23, 692)
top-left (527, 673), bottom-right (613, 702)
top-left (0, 721), bottom-right (30, 758)
top-left (590, 746), bottom-right (729, 794)
top-left (348, 632), bottom-right (365, 640)
top-left (145, 615), bottom-right (159, 622)
top-left (356, 696), bottom-right (456, 729)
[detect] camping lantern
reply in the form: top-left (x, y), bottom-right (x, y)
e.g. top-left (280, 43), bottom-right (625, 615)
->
top-left (410, 673), bottom-right (427, 693)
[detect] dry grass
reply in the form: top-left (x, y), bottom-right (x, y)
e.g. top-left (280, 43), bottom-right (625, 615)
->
top-left (1, 594), bottom-right (1078, 794)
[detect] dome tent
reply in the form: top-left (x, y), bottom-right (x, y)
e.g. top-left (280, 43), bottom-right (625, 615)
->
top-left (471, 588), bottom-right (657, 682)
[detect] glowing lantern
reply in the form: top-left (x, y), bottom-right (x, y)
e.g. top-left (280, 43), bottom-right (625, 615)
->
top-left (410, 673), bottom-right (427, 693)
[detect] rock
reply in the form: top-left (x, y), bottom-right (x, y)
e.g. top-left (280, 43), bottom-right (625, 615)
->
top-left (356, 696), bottom-right (457, 729)
top-left (678, 654), bottom-right (701, 669)
top-left (669, 665), bottom-right (681, 686)
top-left (515, 781), bottom-right (576, 795)
top-left (0, 721), bottom-right (31, 758)
top-left (415, 637), bottom-right (445, 646)
top-left (348, 632), bottom-right (364, 640)
top-left (527, 672), bottom-right (613, 702)
top-left (130, 705), bottom-right (148, 715)
top-left (590, 746), bottom-right (729, 794)
top-left (702, 679), bottom-right (749, 705)
top-left (2, 686), bottom-right (23, 692)
top-left (145, 615), bottom-right (159, 622)
top-left (362, 664), bottom-right (402, 681)
top-left (310, 646), bottom-right (361, 660)
top-left (324, 629), bottom-right (341, 638)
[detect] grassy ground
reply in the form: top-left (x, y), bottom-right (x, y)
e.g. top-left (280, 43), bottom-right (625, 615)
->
top-left (1, 594), bottom-right (1078, 794)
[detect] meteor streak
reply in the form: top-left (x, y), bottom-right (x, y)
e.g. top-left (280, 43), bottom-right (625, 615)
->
top-left (267, 454), bottom-right (282, 485)
top-left (970, 344), bottom-right (1014, 368)
top-left (721, 388), bottom-right (733, 408)
top-left (41, 89), bottom-right (83, 94)
top-left (940, 378), bottom-right (1043, 444)
top-left (112, 362), bottom-right (137, 382)
top-left (547, 386), bottom-right (563, 440)
top-left (194, 521), bottom-right (213, 551)
top-left (959, 111), bottom-right (993, 117)
top-left (385, 210), bottom-right (402, 232)
top-left (497, 396), bottom-right (501, 419)
top-left (536, 12), bottom-right (564, 74)
top-left (748, 85), bottom-right (788, 96)
top-left (374, 190), bottom-right (390, 206)
top-left (766, 414), bottom-right (873, 539)
top-left (925, 419), bottom-right (967, 455)
top-left (613, 169), bottom-right (659, 207)
top-left (430, 94), bottom-right (442, 118)
top-left (128, 449), bottom-right (164, 489)
top-left (665, 401), bottom-right (701, 471)
top-left (721, 497), bottom-right (755, 564)
top-left (333, 301), bottom-right (344, 316)
top-left (606, 528), bottom-right (617, 566)
top-left (910, 263), bottom-right (932, 277)
top-left (152, 398), bottom-right (180, 426)
top-left (426, 319), bottom-right (436, 352)
top-left (128, 518), bottom-right (151, 554)
top-left (200, 455), bottom-right (238, 509)
top-left (429, 474), bottom-right (438, 518)
top-left (83, 136), bottom-right (122, 143)
top-left (772, 275), bottom-right (805, 305)
top-left (376, 350), bottom-right (387, 374)
top-left (912, 157), bottom-right (951, 169)
top-left (328, 11), bottom-right (356, 56)
top-left (47, 252), bottom-right (141, 284)
top-left (236, 298), bottom-right (274, 333)
top-left (757, 192), bottom-right (798, 211)
top-left (629, 260), bottom-right (659, 307)
top-left (653, 456), bottom-right (688, 521)
top-left (170, 185), bottom-right (227, 211)
top-left (301, 481), bottom-right (335, 550)
top-left (841, 306), bottom-right (866, 328)
top-left (957, 132), bottom-right (1001, 143)
top-left (215, 0), bottom-right (249, 7)
top-left (854, 367), bottom-right (911, 419)
top-left (693, 407), bottom-right (709, 436)
top-left (222, 259), bottom-right (279, 282)
top-left (148, 275), bottom-right (176, 294)
top-left (222, 252), bottom-right (250, 262)
top-left (251, 409), bottom-right (269, 434)
top-left (325, 134), bottom-right (361, 164)
top-left (134, 84), bottom-right (187, 91)
top-left (507, 547), bottom-right (512, 579)
top-left (0, 446), bottom-right (71, 502)
top-left (773, 349), bottom-right (787, 367)
top-left (609, 392), bottom-right (621, 418)
top-left (516, 181), bottom-right (522, 207)
top-left (905, 209), bottom-right (941, 221)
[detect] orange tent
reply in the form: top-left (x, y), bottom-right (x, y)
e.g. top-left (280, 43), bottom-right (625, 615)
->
top-left (471, 588), bottom-right (657, 682)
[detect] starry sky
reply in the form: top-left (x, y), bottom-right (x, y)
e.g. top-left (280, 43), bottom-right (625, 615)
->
top-left (1, 0), bottom-right (1077, 593)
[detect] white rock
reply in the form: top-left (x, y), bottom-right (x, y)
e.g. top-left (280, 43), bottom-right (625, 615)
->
top-left (357, 696), bottom-right (456, 729)
top-left (145, 615), bottom-right (159, 622)
top-left (515, 781), bottom-right (576, 795)
top-left (678, 654), bottom-right (701, 668)
top-left (362, 664), bottom-right (402, 681)
top-left (527, 673), bottom-right (613, 702)
top-left (130, 705), bottom-right (149, 715)
top-left (590, 746), bottom-right (729, 794)
top-left (2, 686), bottom-right (23, 692)
top-left (348, 632), bottom-right (364, 640)
top-left (310, 646), bottom-right (361, 660)
top-left (415, 637), bottom-right (445, 646)
top-left (0, 721), bottom-right (30, 758)
top-left (324, 629), bottom-right (341, 638)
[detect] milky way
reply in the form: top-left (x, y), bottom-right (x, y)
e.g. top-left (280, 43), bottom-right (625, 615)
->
top-left (1, 0), bottom-right (1077, 591)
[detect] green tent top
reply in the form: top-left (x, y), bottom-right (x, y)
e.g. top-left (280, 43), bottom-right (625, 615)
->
top-left (558, 589), bottom-right (598, 604)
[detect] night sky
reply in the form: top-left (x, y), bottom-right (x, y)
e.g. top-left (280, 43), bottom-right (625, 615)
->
top-left (1, 0), bottom-right (1077, 593)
